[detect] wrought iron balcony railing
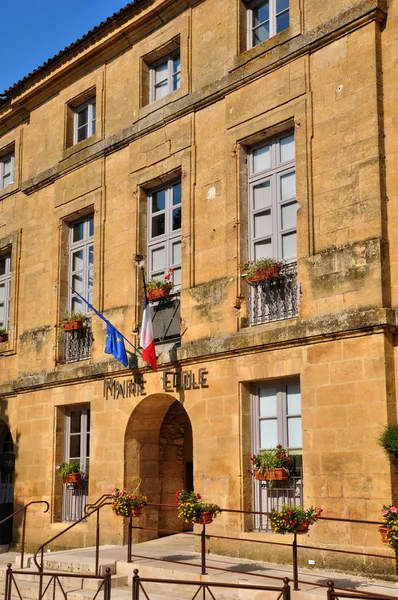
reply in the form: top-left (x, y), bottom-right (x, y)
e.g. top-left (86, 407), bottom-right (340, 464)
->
top-left (247, 262), bottom-right (299, 326)
top-left (59, 320), bottom-right (93, 363)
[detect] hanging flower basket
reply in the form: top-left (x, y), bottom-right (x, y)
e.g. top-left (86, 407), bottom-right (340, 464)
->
top-left (295, 523), bottom-right (310, 534)
top-left (175, 490), bottom-right (221, 524)
top-left (253, 467), bottom-right (290, 481)
top-left (131, 506), bottom-right (143, 518)
top-left (111, 488), bottom-right (148, 517)
top-left (147, 286), bottom-right (173, 302)
top-left (197, 511), bottom-right (213, 525)
top-left (269, 504), bottom-right (323, 534)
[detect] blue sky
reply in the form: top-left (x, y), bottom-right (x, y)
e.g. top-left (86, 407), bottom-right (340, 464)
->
top-left (1, 1), bottom-right (131, 93)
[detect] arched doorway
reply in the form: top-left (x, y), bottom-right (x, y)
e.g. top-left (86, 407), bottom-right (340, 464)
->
top-left (125, 394), bottom-right (193, 540)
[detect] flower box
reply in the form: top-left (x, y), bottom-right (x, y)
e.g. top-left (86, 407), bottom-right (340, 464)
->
top-left (253, 467), bottom-right (289, 481)
top-left (247, 265), bottom-right (283, 283)
top-left (0, 334), bottom-right (8, 343)
top-left (63, 320), bottom-right (85, 331)
top-left (147, 286), bottom-right (173, 302)
top-left (64, 472), bottom-right (83, 484)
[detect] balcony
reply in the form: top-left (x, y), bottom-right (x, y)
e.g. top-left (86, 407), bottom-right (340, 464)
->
top-left (59, 320), bottom-right (93, 363)
top-left (247, 262), bottom-right (299, 326)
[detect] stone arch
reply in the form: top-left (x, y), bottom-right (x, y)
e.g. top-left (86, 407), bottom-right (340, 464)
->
top-left (125, 393), bottom-right (193, 539)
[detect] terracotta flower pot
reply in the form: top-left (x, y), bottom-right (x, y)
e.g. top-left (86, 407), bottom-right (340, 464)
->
top-left (295, 523), bottom-right (309, 534)
top-left (253, 467), bottom-right (290, 481)
top-left (247, 265), bottom-right (283, 284)
top-left (0, 334), bottom-right (8, 343)
top-left (197, 511), bottom-right (213, 525)
top-left (131, 507), bottom-right (143, 518)
top-left (64, 472), bottom-right (83, 484)
top-left (379, 525), bottom-right (389, 544)
top-left (63, 320), bottom-right (84, 331)
top-left (147, 286), bottom-right (173, 301)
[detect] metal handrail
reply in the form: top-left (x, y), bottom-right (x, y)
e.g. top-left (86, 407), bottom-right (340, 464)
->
top-left (0, 500), bottom-right (49, 568)
top-left (33, 495), bottom-right (112, 577)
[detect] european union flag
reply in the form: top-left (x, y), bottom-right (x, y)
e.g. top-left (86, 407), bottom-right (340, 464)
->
top-left (105, 323), bottom-right (128, 367)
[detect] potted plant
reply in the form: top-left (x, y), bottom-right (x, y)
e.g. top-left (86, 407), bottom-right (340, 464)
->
top-left (146, 268), bottom-right (174, 301)
top-left (60, 312), bottom-right (89, 332)
top-left (269, 504), bottom-right (323, 534)
top-left (379, 505), bottom-right (398, 547)
top-left (57, 460), bottom-right (84, 483)
top-left (0, 329), bottom-right (8, 343)
top-left (175, 490), bottom-right (222, 525)
top-left (111, 488), bottom-right (148, 518)
top-left (250, 445), bottom-right (293, 484)
top-left (240, 258), bottom-right (284, 284)
top-left (378, 424), bottom-right (398, 473)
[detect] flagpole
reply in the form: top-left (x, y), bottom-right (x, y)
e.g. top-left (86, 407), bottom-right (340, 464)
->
top-left (70, 288), bottom-right (142, 356)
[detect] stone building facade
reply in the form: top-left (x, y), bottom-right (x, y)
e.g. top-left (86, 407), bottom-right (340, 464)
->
top-left (0, 0), bottom-right (397, 576)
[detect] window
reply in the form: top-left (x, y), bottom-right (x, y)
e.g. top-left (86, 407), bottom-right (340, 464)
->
top-left (252, 381), bottom-right (302, 530)
top-left (249, 132), bottom-right (297, 262)
top-left (74, 98), bottom-right (96, 144)
top-left (0, 253), bottom-right (11, 331)
top-left (0, 153), bottom-right (14, 189)
top-left (150, 52), bottom-right (180, 103)
top-left (62, 406), bottom-right (90, 522)
top-left (247, 0), bottom-right (289, 48)
top-left (148, 181), bottom-right (181, 289)
top-left (69, 215), bottom-right (94, 314)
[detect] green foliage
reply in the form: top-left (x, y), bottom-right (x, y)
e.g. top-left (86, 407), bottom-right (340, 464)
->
top-left (0, 328), bottom-right (8, 336)
top-left (57, 460), bottom-right (81, 480)
top-left (146, 268), bottom-right (175, 292)
top-left (250, 445), bottom-right (293, 474)
top-left (381, 505), bottom-right (398, 549)
top-left (378, 424), bottom-right (398, 471)
top-left (111, 488), bottom-right (147, 516)
top-left (239, 257), bottom-right (284, 277)
top-left (270, 504), bottom-right (323, 534)
top-left (60, 312), bottom-right (89, 324)
top-left (175, 490), bottom-right (221, 524)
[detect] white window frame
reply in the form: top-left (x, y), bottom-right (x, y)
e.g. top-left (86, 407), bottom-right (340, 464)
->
top-left (65, 405), bottom-right (90, 475)
top-left (247, 0), bottom-right (290, 49)
top-left (248, 132), bottom-right (297, 264)
top-left (0, 252), bottom-right (11, 330)
top-left (73, 98), bottom-right (96, 144)
top-left (0, 153), bottom-right (14, 189)
top-left (68, 215), bottom-right (94, 314)
top-left (150, 51), bottom-right (181, 103)
top-left (147, 181), bottom-right (182, 290)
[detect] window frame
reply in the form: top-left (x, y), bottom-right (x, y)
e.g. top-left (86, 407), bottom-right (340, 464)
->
top-left (68, 215), bottom-right (94, 315)
top-left (248, 132), bottom-right (297, 264)
top-left (247, 0), bottom-right (290, 49)
top-left (73, 98), bottom-right (96, 145)
top-left (64, 405), bottom-right (90, 475)
top-left (150, 50), bottom-right (181, 103)
top-left (147, 180), bottom-right (182, 290)
top-left (0, 153), bottom-right (14, 190)
top-left (0, 252), bottom-right (12, 331)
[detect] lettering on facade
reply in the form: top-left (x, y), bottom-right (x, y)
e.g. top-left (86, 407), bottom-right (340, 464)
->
top-left (162, 368), bottom-right (209, 392)
top-left (104, 375), bottom-right (145, 400)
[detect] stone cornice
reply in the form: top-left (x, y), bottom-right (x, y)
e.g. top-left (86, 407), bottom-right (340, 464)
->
top-left (17, 0), bottom-right (386, 195)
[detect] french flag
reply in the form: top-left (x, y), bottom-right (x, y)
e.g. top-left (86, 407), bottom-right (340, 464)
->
top-left (140, 295), bottom-right (157, 371)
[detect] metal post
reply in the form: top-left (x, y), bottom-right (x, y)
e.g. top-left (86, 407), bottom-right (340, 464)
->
top-left (292, 532), bottom-right (299, 591)
top-left (128, 516), bottom-right (133, 563)
top-left (5, 563), bottom-right (12, 600)
top-left (395, 548), bottom-right (398, 575)
top-left (104, 567), bottom-right (112, 600)
top-left (201, 524), bottom-right (207, 575)
top-left (132, 568), bottom-right (140, 600)
top-left (38, 548), bottom-right (44, 600)
top-left (95, 509), bottom-right (100, 576)
top-left (282, 577), bottom-right (291, 600)
top-left (20, 507), bottom-right (27, 568)
top-left (327, 580), bottom-right (335, 600)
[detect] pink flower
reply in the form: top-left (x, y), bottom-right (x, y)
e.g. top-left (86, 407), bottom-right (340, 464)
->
top-left (391, 506), bottom-right (398, 513)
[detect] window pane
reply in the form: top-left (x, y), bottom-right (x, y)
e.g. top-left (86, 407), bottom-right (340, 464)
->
top-left (254, 211), bottom-right (272, 238)
top-left (152, 189), bottom-right (166, 212)
top-left (282, 231), bottom-right (297, 260)
top-left (155, 61), bottom-right (168, 84)
top-left (89, 216), bottom-right (94, 237)
top-left (70, 411), bottom-right (82, 434)
top-left (287, 384), bottom-right (301, 414)
top-left (72, 274), bottom-right (83, 294)
top-left (172, 207), bottom-right (181, 231)
top-left (0, 306), bottom-right (4, 325)
top-left (259, 387), bottom-right (277, 417)
top-left (173, 267), bottom-right (181, 286)
top-left (77, 109), bottom-right (88, 128)
top-left (0, 259), bottom-right (5, 276)
top-left (253, 181), bottom-right (271, 210)
top-left (287, 417), bottom-right (302, 448)
top-left (281, 201), bottom-right (298, 230)
top-left (253, 24), bottom-right (269, 45)
top-left (253, 144), bottom-right (271, 173)
top-left (172, 240), bottom-right (181, 265)
top-left (72, 250), bottom-right (84, 272)
top-left (254, 239), bottom-right (272, 260)
top-left (280, 135), bottom-right (294, 163)
top-left (253, 2), bottom-right (269, 25)
top-left (71, 297), bottom-right (83, 312)
top-left (277, 0), bottom-right (289, 10)
top-left (260, 419), bottom-right (278, 449)
top-left (173, 73), bottom-right (181, 90)
top-left (172, 182), bottom-right (181, 205)
top-left (276, 10), bottom-right (289, 33)
top-left (152, 214), bottom-right (165, 237)
top-left (88, 246), bottom-right (94, 267)
top-left (173, 56), bottom-right (180, 74)
top-left (88, 269), bottom-right (94, 291)
top-left (280, 171), bottom-right (296, 200)
top-left (155, 82), bottom-right (168, 101)
top-left (69, 436), bottom-right (81, 459)
top-left (0, 284), bottom-right (4, 303)
top-left (72, 222), bottom-right (84, 243)
top-left (151, 247), bottom-right (166, 271)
